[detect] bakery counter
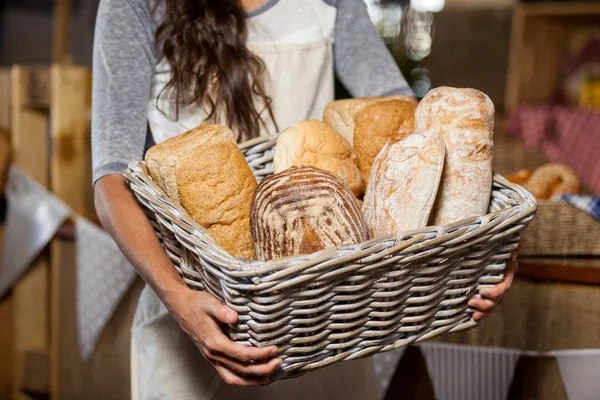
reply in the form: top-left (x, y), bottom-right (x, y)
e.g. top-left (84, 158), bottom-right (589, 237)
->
top-left (380, 120), bottom-right (600, 400)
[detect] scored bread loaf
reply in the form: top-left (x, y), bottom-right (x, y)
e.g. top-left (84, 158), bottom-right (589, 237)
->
top-left (322, 95), bottom-right (413, 144)
top-left (251, 166), bottom-right (368, 261)
top-left (176, 140), bottom-right (257, 259)
top-left (362, 132), bottom-right (445, 238)
top-left (354, 99), bottom-right (416, 185)
top-left (144, 124), bottom-right (235, 200)
top-left (415, 87), bottom-right (494, 225)
top-left (273, 120), bottom-right (364, 197)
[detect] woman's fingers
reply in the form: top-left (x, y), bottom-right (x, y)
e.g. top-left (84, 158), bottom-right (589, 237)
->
top-left (468, 297), bottom-right (498, 312)
top-left (479, 250), bottom-right (519, 301)
top-left (214, 362), bottom-right (270, 387)
top-left (204, 350), bottom-right (282, 376)
top-left (194, 291), bottom-right (238, 324)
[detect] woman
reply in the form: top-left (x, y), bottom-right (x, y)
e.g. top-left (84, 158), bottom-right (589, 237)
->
top-left (92, 0), bottom-right (517, 398)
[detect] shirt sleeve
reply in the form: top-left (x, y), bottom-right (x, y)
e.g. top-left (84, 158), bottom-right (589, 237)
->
top-left (332, 0), bottom-right (414, 98)
top-left (92, 0), bottom-right (157, 184)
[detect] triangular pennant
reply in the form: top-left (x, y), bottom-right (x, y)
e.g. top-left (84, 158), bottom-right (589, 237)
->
top-left (554, 349), bottom-right (600, 400)
top-left (420, 342), bottom-right (521, 400)
top-left (76, 217), bottom-right (137, 361)
top-left (0, 166), bottom-right (70, 297)
top-left (373, 347), bottom-right (407, 399)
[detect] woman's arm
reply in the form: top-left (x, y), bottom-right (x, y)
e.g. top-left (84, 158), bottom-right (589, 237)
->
top-left (331, 0), bottom-right (414, 98)
top-left (94, 175), bottom-right (280, 385)
top-left (92, 0), bottom-right (279, 386)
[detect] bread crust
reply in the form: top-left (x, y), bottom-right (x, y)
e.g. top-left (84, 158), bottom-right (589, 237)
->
top-left (415, 87), bottom-right (494, 225)
top-left (354, 99), bottom-right (416, 185)
top-left (273, 120), bottom-right (364, 197)
top-left (251, 166), bottom-right (368, 261)
top-left (362, 132), bottom-right (445, 237)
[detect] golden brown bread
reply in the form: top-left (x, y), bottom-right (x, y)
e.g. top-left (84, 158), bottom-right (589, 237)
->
top-left (506, 169), bottom-right (533, 186)
top-left (415, 87), bottom-right (494, 225)
top-left (144, 124), bottom-right (235, 200)
top-left (354, 99), bottom-right (416, 184)
top-left (362, 132), bottom-right (445, 238)
top-left (176, 140), bottom-right (257, 259)
top-left (322, 95), bottom-right (413, 145)
top-left (273, 120), bottom-right (364, 197)
top-left (250, 166), bottom-right (368, 261)
top-left (524, 163), bottom-right (580, 199)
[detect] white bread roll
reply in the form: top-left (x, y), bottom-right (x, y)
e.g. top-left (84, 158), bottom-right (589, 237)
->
top-left (251, 166), bottom-right (368, 261)
top-left (176, 140), bottom-right (257, 259)
top-left (273, 120), bottom-right (364, 198)
top-left (145, 124), bottom-right (235, 201)
top-left (362, 132), bottom-right (445, 238)
top-left (415, 87), bottom-right (494, 225)
top-left (354, 99), bottom-right (416, 185)
top-left (322, 95), bottom-right (412, 144)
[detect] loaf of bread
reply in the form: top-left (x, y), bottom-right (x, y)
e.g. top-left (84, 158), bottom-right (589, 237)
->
top-left (323, 95), bottom-right (412, 144)
top-left (251, 166), bottom-right (368, 261)
top-left (145, 124), bottom-right (235, 200)
top-left (415, 87), bottom-right (494, 225)
top-left (354, 99), bottom-right (416, 184)
top-left (273, 120), bottom-right (364, 197)
top-left (362, 132), bottom-right (445, 238)
top-left (524, 163), bottom-right (580, 199)
top-left (176, 140), bottom-right (257, 259)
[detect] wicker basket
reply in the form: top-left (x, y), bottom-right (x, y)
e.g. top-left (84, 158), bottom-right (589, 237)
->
top-left (520, 200), bottom-right (600, 257)
top-left (123, 135), bottom-right (537, 381)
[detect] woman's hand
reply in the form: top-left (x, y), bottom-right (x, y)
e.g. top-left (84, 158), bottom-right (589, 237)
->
top-left (168, 289), bottom-right (282, 387)
top-left (469, 248), bottom-right (519, 321)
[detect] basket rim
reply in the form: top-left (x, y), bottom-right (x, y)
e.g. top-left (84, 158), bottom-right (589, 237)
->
top-left (124, 136), bottom-right (538, 275)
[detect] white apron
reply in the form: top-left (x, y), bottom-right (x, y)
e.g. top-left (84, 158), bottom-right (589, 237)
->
top-left (132, 0), bottom-right (378, 399)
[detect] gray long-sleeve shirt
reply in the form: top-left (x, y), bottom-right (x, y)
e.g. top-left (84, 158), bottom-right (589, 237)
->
top-left (92, 0), bottom-right (414, 183)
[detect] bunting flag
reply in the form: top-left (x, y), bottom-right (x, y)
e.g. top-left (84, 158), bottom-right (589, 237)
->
top-left (76, 217), bottom-right (137, 360)
top-left (554, 349), bottom-right (600, 400)
top-left (0, 166), bottom-right (70, 297)
top-left (420, 342), bottom-right (521, 400)
top-left (373, 347), bottom-right (406, 399)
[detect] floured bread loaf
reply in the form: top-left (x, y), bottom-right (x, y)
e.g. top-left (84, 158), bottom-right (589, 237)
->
top-left (273, 120), bottom-right (364, 197)
top-left (362, 132), bottom-right (445, 238)
top-left (415, 87), bottom-right (494, 225)
top-left (322, 95), bottom-right (412, 144)
top-left (251, 166), bottom-right (368, 261)
top-left (354, 99), bottom-right (416, 184)
top-left (177, 140), bottom-right (257, 259)
top-left (145, 124), bottom-right (235, 200)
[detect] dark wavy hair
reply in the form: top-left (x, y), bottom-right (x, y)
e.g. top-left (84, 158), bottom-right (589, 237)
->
top-left (155, 0), bottom-right (277, 141)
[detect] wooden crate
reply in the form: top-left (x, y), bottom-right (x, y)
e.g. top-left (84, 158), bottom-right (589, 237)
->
top-left (0, 65), bottom-right (92, 400)
top-left (505, 2), bottom-right (600, 110)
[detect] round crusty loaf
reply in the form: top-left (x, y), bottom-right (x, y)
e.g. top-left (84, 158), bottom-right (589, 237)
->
top-left (354, 99), bottom-right (416, 185)
top-left (322, 95), bottom-right (413, 145)
top-left (273, 120), bottom-right (364, 198)
top-left (415, 86), bottom-right (494, 225)
top-left (176, 140), bottom-right (257, 260)
top-left (363, 131), bottom-right (445, 238)
top-left (251, 166), bottom-right (368, 261)
top-left (144, 124), bottom-right (236, 201)
top-left (524, 163), bottom-right (580, 199)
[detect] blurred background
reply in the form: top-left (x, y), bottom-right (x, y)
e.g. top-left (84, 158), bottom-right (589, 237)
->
top-left (1, 0), bottom-right (600, 399)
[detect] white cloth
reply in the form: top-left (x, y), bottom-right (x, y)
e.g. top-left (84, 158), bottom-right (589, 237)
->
top-left (0, 166), bottom-right (70, 297)
top-left (131, 1), bottom-right (378, 399)
top-left (75, 217), bottom-right (137, 361)
top-left (555, 349), bottom-right (600, 400)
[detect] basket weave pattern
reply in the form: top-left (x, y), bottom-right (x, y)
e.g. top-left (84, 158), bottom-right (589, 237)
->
top-left (124, 136), bottom-right (537, 380)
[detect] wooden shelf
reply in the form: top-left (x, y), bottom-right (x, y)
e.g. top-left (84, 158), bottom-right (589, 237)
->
top-left (519, 2), bottom-right (600, 17)
top-left (505, 2), bottom-right (600, 110)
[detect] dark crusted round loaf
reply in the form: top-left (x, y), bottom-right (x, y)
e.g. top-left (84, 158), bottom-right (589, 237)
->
top-left (251, 166), bottom-right (368, 261)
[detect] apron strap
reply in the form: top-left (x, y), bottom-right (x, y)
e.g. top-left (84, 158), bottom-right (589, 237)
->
top-left (307, 0), bottom-right (333, 42)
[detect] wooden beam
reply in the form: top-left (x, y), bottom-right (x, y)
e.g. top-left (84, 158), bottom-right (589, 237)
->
top-left (520, 2), bottom-right (600, 16)
top-left (53, 0), bottom-right (73, 65)
top-left (11, 66), bottom-right (50, 400)
top-left (49, 65), bottom-right (92, 400)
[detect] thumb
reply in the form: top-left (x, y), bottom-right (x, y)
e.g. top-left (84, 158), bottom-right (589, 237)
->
top-left (196, 292), bottom-right (238, 324)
